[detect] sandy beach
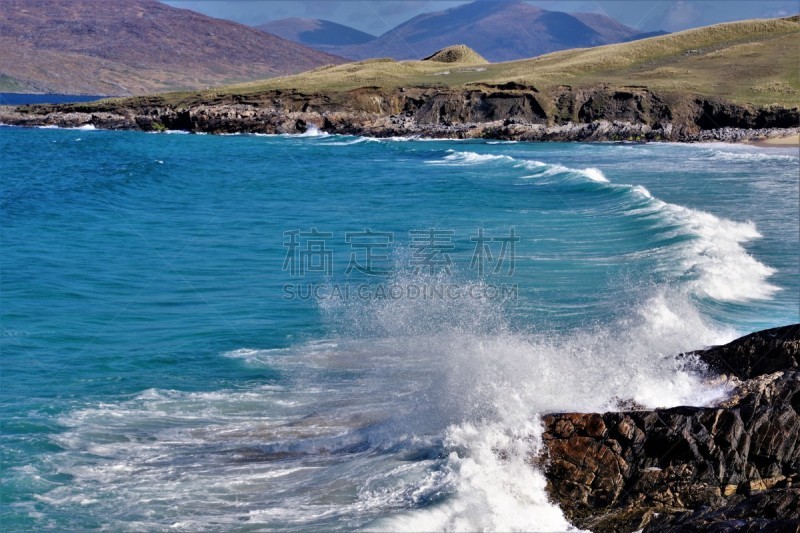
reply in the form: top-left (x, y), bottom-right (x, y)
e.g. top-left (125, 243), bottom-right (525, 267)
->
top-left (748, 132), bottom-right (800, 147)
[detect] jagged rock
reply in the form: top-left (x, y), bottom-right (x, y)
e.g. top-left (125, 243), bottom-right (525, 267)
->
top-left (691, 324), bottom-right (800, 380)
top-left (540, 325), bottom-right (800, 532)
top-left (2, 85), bottom-right (798, 142)
top-left (645, 488), bottom-right (800, 531)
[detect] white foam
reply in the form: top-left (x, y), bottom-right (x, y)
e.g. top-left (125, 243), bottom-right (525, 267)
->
top-left (664, 204), bottom-right (779, 301)
top-left (632, 185), bottom-right (653, 198)
top-left (428, 150), bottom-right (516, 165)
top-left (378, 420), bottom-right (577, 532)
top-left (318, 272), bottom-right (735, 531)
top-left (582, 167), bottom-right (609, 182)
top-left (27, 276), bottom-right (739, 531)
top-left (297, 124), bottom-right (327, 137)
top-left (697, 146), bottom-right (798, 163)
top-left (35, 124), bottom-right (97, 131)
top-left (321, 137), bottom-right (369, 146)
top-left (442, 150), bottom-right (778, 304)
top-left (359, 136), bottom-right (472, 143)
top-left (520, 160), bottom-right (548, 170)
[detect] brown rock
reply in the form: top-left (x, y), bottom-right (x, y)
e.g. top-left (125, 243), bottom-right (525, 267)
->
top-left (539, 325), bottom-right (800, 532)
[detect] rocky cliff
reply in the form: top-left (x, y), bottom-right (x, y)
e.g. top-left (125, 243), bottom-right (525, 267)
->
top-left (2, 84), bottom-right (798, 143)
top-left (540, 324), bottom-right (800, 531)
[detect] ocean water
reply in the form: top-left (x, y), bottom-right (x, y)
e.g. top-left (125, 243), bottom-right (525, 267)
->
top-left (1, 126), bottom-right (798, 531)
top-left (0, 94), bottom-right (107, 106)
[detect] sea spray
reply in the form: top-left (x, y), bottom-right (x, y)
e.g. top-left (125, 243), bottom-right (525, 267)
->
top-left (4, 129), bottom-right (795, 530)
top-left (314, 267), bottom-right (735, 530)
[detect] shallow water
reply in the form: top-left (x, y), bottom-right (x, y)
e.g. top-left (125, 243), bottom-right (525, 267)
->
top-left (1, 127), bottom-right (798, 530)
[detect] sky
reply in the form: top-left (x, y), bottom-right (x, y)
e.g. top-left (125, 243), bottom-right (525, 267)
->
top-left (163, 0), bottom-right (800, 36)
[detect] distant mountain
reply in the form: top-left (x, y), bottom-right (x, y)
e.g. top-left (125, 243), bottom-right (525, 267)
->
top-left (624, 30), bottom-right (671, 42)
top-left (258, 18), bottom-right (375, 46)
top-left (274, 0), bottom-right (663, 62)
top-left (0, 0), bottom-right (345, 95)
top-left (570, 12), bottom-right (646, 42)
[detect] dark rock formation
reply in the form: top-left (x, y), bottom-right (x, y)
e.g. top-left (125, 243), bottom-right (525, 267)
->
top-left (690, 324), bottom-right (800, 380)
top-left (1, 85), bottom-right (798, 143)
top-left (646, 488), bottom-right (800, 531)
top-left (540, 325), bottom-right (800, 532)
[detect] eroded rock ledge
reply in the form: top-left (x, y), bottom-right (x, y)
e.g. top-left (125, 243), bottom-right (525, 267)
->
top-left (540, 324), bottom-right (800, 532)
top-left (1, 85), bottom-right (798, 142)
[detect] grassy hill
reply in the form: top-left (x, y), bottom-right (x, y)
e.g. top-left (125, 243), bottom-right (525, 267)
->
top-left (217, 16), bottom-right (799, 108)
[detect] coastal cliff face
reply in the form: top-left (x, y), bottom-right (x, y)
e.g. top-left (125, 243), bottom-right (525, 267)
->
top-left (540, 324), bottom-right (800, 532)
top-left (2, 85), bottom-right (798, 142)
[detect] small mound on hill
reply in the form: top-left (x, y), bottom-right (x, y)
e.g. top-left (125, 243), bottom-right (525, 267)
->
top-left (422, 45), bottom-right (489, 64)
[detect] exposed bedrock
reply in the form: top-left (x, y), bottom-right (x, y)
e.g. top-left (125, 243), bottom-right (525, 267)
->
top-left (2, 85), bottom-right (798, 142)
top-left (539, 324), bottom-right (800, 532)
top-left (690, 324), bottom-right (800, 380)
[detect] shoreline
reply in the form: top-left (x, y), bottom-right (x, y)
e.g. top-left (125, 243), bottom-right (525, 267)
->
top-left (541, 324), bottom-right (800, 532)
top-left (746, 132), bottom-right (800, 148)
top-left (1, 83), bottom-right (798, 144)
top-left (2, 117), bottom-right (799, 147)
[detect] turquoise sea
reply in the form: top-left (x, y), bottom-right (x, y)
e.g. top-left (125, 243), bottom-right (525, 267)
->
top-left (1, 125), bottom-right (798, 531)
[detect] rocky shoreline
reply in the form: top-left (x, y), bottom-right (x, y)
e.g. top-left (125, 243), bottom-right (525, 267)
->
top-left (540, 324), bottom-right (800, 532)
top-left (1, 85), bottom-right (798, 143)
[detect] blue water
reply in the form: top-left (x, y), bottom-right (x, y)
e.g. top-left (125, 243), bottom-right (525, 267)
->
top-left (0, 93), bottom-right (108, 106)
top-left (1, 126), bottom-right (798, 531)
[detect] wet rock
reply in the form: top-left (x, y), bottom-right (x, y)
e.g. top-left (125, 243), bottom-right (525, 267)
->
top-left (645, 488), bottom-right (800, 532)
top-left (691, 324), bottom-right (800, 380)
top-left (540, 325), bottom-right (800, 532)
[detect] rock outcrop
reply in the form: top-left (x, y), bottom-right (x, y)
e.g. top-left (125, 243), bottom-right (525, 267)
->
top-left (539, 324), bottom-right (800, 532)
top-left (1, 84), bottom-right (798, 143)
top-left (690, 324), bottom-right (800, 380)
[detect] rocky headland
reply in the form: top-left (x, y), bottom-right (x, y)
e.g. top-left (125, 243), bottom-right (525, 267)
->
top-left (540, 324), bottom-right (800, 531)
top-left (1, 84), bottom-right (798, 143)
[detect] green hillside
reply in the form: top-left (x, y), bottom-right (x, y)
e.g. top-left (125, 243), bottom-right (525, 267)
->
top-left (207, 16), bottom-right (798, 108)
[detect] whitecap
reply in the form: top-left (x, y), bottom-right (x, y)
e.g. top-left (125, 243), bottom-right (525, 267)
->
top-left (427, 150), bottom-right (515, 165)
top-left (582, 167), bottom-right (609, 182)
top-left (297, 124), bottom-right (328, 137)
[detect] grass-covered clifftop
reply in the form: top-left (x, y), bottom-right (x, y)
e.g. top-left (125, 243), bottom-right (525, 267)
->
top-left (208, 16), bottom-right (799, 108)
